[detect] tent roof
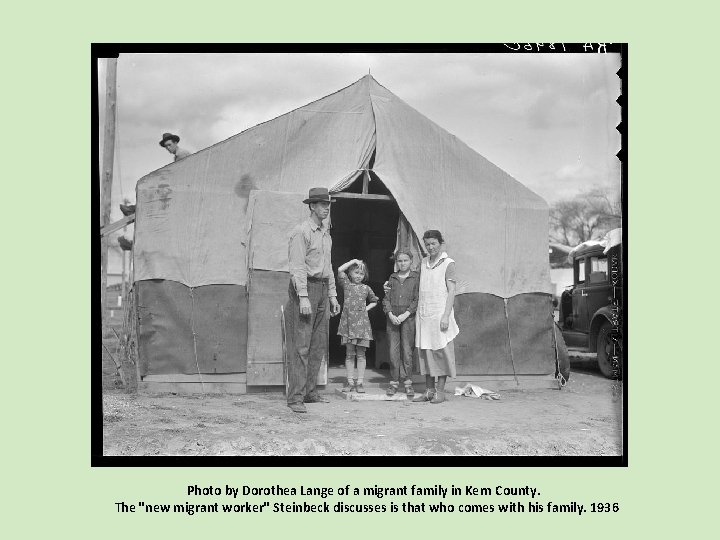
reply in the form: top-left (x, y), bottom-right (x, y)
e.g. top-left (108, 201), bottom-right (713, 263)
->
top-left (134, 75), bottom-right (550, 297)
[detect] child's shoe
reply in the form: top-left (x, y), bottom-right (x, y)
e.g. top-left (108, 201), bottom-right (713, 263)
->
top-left (342, 380), bottom-right (355, 393)
top-left (356, 382), bottom-right (365, 393)
top-left (405, 384), bottom-right (415, 398)
top-left (386, 381), bottom-right (399, 396)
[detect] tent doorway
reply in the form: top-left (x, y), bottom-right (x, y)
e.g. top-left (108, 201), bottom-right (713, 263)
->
top-left (329, 194), bottom-right (400, 369)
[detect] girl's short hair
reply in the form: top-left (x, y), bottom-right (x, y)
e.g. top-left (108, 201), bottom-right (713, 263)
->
top-left (394, 248), bottom-right (414, 260)
top-left (423, 230), bottom-right (445, 244)
top-left (347, 260), bottom-right (370, 283)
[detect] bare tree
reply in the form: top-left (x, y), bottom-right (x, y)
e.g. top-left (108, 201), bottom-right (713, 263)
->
top-left (550, 186), bottom-right (621, 246)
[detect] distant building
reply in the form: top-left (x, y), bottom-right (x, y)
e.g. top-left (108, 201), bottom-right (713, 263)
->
top-left (549, 242), bottom-right (573, 300)
top-left (106, 241), bottom-right (128, 286)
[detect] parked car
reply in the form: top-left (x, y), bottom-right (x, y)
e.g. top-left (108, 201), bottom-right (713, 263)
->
top-left (558, 229), bottom-right (623, 379)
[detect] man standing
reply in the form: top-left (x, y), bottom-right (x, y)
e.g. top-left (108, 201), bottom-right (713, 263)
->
top-left (286, 187), bottom-right (341, 413)
top-left (159, 132), bottom-right (192, 162)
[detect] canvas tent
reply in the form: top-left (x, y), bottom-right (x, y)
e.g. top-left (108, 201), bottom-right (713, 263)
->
top-left (132, 75), bottom-right (555, 391)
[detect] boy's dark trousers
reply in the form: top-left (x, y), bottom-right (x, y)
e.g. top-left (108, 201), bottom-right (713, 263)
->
top-left (286, 279), bottom-right (329, 405)
top-left (387, 316), bottom-right (415, 382)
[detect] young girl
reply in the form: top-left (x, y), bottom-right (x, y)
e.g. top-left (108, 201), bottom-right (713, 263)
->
top-left (382, 250), bottom-right (420, 397)
top-left (337, 259), bottom-right (378, 393)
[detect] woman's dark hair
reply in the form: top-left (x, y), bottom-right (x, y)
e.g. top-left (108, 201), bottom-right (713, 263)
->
top-left (422, 230), bottom-right (444, 244)
top-left (347, 260), bottom-right (370, 283)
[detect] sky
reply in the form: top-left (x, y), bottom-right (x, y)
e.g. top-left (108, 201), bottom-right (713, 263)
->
top-left (98, 52), bottom-right (621, 223)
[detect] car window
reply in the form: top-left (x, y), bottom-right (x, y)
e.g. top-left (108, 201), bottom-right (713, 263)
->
top-left (588, 255), bottom-right (608, 284)
top-left (576, 259), bottom-right (586, 284)
top-left (590, 255), bottom-right (608, 274)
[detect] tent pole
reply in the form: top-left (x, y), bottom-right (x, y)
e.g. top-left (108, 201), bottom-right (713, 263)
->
top-left (100, 58), bottom-right (117, 331)
top-left (121, 226), bottom-right (127, 304)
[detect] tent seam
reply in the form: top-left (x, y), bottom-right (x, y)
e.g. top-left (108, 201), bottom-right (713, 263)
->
top-left (366, 75), bottom-right (379, 171)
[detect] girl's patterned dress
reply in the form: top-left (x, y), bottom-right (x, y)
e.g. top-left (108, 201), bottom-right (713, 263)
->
top-left (337, 273), bottom-right (378, 348)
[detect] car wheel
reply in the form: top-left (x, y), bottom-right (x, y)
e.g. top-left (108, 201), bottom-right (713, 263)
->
top-left (597, 321), bottom-right (622, 379)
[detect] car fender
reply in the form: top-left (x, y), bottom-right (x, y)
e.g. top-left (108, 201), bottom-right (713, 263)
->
top-left (588, 308), bottom-right (614, 352)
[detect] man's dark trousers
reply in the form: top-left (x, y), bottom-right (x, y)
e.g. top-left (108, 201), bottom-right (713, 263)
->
top-left (286, 279), bottom-right (328, 405)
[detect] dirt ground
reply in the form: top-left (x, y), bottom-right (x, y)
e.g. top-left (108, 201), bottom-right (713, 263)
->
top-left (102, 355), bottom-right (623, 457)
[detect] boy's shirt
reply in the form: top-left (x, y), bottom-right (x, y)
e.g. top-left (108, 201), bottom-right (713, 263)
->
top-left (382, 270), bottom-right (420, 316)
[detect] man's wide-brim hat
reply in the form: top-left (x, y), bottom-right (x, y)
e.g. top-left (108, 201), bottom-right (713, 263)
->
top-left (159, 132), bottom-right (180, 147)
top-left (303, 187), bottom-right (336, 204)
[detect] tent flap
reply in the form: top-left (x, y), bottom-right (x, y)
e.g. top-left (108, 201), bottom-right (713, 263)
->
top-left (245, 190), bottom-right (308, 272)
top-left (368, 77), bottom-right (550, 297)
top-left (246, 270), bottom-right (328, 386)
top-left (246, 270), bottom-right (288, 385)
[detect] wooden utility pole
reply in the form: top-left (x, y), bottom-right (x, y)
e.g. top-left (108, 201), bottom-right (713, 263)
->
top-left (100, 58), bottom-right (117, 328)
top-left (121, 226), bottom-right (127, 303)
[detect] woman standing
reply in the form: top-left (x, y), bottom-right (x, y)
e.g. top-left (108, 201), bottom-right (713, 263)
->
top-left (413, 230), bottom-right (460, 404)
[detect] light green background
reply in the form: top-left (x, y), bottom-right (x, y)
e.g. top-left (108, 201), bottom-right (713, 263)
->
top-left (4, 1), bottom-right (716, 538)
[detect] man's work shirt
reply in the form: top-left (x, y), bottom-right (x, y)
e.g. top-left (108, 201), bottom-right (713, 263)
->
top-left (174, 147), bottom-right (192, 161)
top-left (288, 218), bottom-right (337, 298)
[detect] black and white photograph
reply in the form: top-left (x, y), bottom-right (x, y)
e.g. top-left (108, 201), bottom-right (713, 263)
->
top-left (97, 47), bottom-right (625, 460)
